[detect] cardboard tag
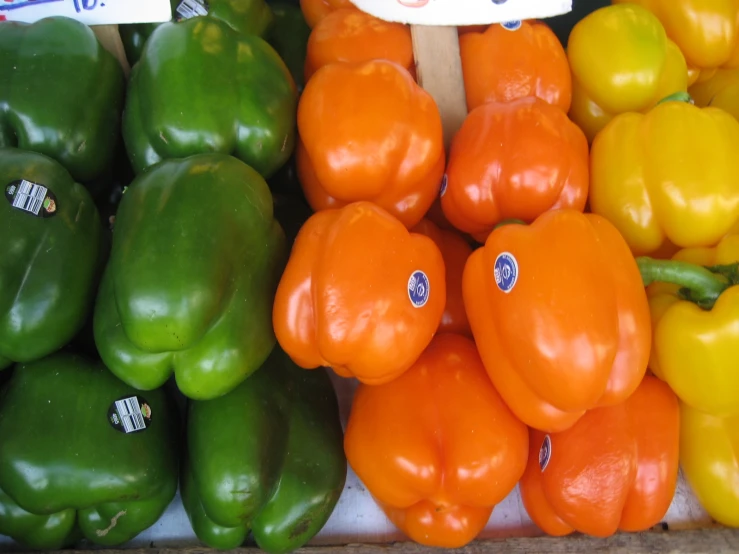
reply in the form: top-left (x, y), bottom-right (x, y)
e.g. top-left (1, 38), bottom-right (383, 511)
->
top-left (0, 0), bottom-right (172, 25)
top-left (348, 0), bottom-right (572, 26)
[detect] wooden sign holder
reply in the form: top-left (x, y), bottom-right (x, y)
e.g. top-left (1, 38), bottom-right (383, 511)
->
top-left (92, 24), bottom-right (131, 77)
top-left (410, 25), bottom-right (468, 150)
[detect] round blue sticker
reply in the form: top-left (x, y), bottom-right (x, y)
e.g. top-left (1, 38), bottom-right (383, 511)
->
top-left (408, 270), bottom-right (430, 308)
top-left (494, 252), bottom-right (518, 293)
top-left (539, 435), bottom-right (552, 472)
top-left (440, 174), bottom-right (448, 198)
top-left (501, 20), bottom-right (522, 31)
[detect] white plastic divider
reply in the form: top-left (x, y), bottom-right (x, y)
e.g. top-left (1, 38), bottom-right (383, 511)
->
top-left (347, 0), bottom-right (572, 26)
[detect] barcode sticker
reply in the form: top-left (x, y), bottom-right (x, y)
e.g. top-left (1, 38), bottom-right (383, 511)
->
top-left (5, 179), bottom-right (58, 218)
top-left (175, 0), bottom-right (208, 20)
top-left (108, 395), bottom-right (152, 434)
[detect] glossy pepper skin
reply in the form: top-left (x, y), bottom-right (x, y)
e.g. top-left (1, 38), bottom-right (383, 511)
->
top-left (0, 17), bottom-right (124, 183)
top-left (463, 210), bottom-right (652, 433)
top-left (304, 8), bottom-right (414, 82)
top-left (613, 0), bottom-right (739, 73)
top-left (267, 2), bottom-right (312, 93)
top-left (123, 17), bottom-right (297, 179)
top-left (345, 333), bottom-right (529, 548)
top-left (0, 353), bottom-right (180, 549)
top-left (680, 403), bottom-right (739, 528)
top-left (411, 219), bottom-right (473, 338)
top-left (459, 21), bottom-right (571, 113)
top-left (181, 345), bottom-right (346, 552)
top-left (567, 4), bottom-right (689, 142)
top-left (642, 236), bottom-right (739, 417)
top-left (689, 68), bottom-right (739, 121)
top-left (273, 201), bottom-right (445, 385)
top-left (590, 97), bottom-right (739, 257)
top-left (119, 0), bottom-right (275, 66)
top-left (94, 154), bottom-right (287, 401)
top-left (520, 376), bottom-right (680, 538)
top-left (300, 0), bottom-right (353, 28)
top-left (0, 148), bottom-right (106, 371)
top-left (441, 97), bottom-right (589, 243)
top-left (296, 59), bottom-right (445, 229)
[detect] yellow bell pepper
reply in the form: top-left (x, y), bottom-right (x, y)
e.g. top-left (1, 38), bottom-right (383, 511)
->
top-left (567, 4), bottom-right (689, 142)
top-left (590, 95), bottom-right (739, 256)
top-left (689, 68), bottom-right (739, 121)
top-left (643, 240), bottom-right (739, 526)
top-left (638, 235), bottom-right (739, 417)
top-left (680, 402), bottom-right (739, 528)
top-left (613, 0), bottom-right (739, 76)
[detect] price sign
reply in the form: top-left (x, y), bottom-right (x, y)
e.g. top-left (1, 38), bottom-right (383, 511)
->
top-left (0, 0), bottom-right (172, 25)
top-left (348, 0), bottom-right (572, 26)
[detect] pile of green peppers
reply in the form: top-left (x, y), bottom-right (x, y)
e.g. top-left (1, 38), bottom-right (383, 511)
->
top-left (0, 1), bottom-right (344, 551)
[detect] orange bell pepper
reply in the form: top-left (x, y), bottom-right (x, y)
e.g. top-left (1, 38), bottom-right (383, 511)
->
top-left (441, 97), bottom-right (589, 243)
top-left (272, 201), bottom-right (445, 385)
top-left (463, 209), bottom-right (652, 433)
top-left (425, 197), bottom-right (457, 232)
top-left (304, 8), bottom-right (414, 83)
top-left (459, 21), bottom-right (572, 113)
top-left (344, 333), bottom-right (529, 548)
top-left (519, 375), bottom-right (680, 538)
top-left (613, 0), bottom-right (739, 74)
top-left (458, 25), bottom-right (488, 36)
top-left (411, 219), bottom-right (472, 338)
top-left (299, 0), bottom-right (354, 28)
top-left (297, 59), bottom-right (445, 229)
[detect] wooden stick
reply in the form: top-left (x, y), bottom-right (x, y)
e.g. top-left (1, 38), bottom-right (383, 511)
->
top-left (92, 24), bottom-right (131, 78)
top-left (410, 25), bottom-right (468, 152)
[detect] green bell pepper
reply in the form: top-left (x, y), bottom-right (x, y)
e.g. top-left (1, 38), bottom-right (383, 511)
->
top-left (0, 17), bottom-right (125, 183)
top-left (181, 345), bottom-right (346, 552)
top-left (120, 0), bottom-right (275, 66)
top-left (0, 148), bottom-right (107, 371)
top-left (266, 1), bottom-right (311, 92)
top-left (0, 353), bottom-right (180, 549)
top-left (0, 364), bottom-right (9, 390)
top-left (122, 16), bottom-right (297, 179)
top-left (93, 153), bottom-right (287, 400)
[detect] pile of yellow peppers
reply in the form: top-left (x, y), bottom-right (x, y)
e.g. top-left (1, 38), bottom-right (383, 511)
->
top-left (570, 0), bottom-right (739, 528)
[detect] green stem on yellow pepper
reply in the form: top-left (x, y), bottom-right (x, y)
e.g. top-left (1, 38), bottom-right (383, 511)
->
top-left (636, 257), bottom-right (732, 310)
top-left (657, 91), bottom-right (694, 105)
top-left (705, 263), bottom-right (739, 285)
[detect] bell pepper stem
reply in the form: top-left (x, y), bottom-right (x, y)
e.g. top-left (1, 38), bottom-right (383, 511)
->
top-left (494, 218), bottom-right (527, 230)
top-left (706, 263), bottom-right (739, 285)
top-left (657, 91), bottom-right (694, 105)
top-left (636, 257), bottom-right (730, 310)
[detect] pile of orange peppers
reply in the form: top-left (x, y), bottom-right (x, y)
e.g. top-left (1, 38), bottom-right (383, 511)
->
top-left (275, 0), bottom-right (739, 546)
